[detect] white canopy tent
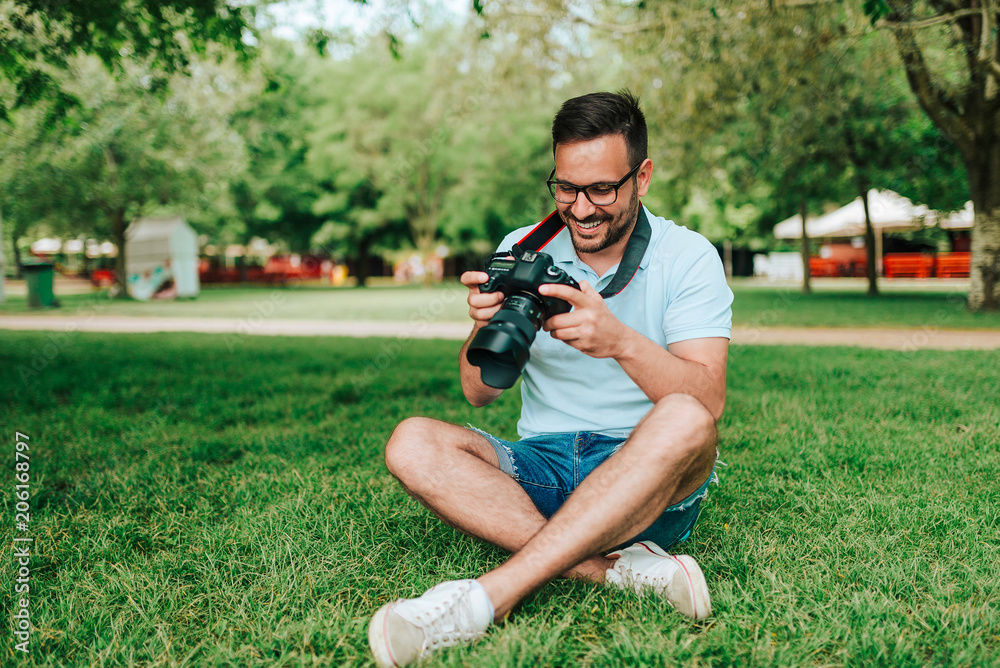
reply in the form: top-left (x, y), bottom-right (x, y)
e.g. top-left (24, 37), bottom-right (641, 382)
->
top-left (29, 237), bottom-right (63, 253)
top-left (773, 190), bottom-right (973, 274)
top-left (935, 201), bottom-right (974, 230)
top-left (773, 189), bottom-right (935, 239)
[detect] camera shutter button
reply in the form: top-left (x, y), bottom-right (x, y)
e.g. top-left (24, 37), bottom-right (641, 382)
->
top-left (546, 266), bottom-right (562, 277)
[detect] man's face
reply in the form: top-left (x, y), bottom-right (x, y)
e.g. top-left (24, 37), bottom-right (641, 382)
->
top-left (552, 134), bottom-right (650, 257)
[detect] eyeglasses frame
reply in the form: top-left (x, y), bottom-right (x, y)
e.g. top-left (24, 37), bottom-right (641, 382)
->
top-left (546, 160), bottom-right (644, 206)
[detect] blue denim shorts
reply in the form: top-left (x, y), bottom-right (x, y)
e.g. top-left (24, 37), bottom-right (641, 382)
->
top-left (468, 427), bottom-right (717, 551)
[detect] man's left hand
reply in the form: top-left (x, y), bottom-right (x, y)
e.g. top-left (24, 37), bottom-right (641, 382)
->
top-left (539, 280), bottom-right (631, 359)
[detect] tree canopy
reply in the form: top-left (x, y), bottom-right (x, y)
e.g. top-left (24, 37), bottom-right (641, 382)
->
top-left (1, 0), bottom-right (984, 307)
top-left (0, 0), bottom-right (258, 116)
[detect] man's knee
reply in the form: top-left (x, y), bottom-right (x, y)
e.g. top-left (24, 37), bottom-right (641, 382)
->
top-left (384, 416), bottom-right (439, 479)
top-left (645, 393), bottom-right (717, 456)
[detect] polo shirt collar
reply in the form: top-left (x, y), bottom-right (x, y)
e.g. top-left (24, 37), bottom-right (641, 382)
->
top-left (545, 204), bottom-right (660, 276)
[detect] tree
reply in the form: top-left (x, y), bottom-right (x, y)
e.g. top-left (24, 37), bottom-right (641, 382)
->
top-left (47, 52), bottom-right (250, 297)
top-left (228, 40), bottom-right (326, 255)
top-left (473, 1), bottom-right (968, 295)
top-left (306, 25), bottom-right (572, 282)
top-left (0, 95), bottom-right (85, 277)
top-left (0, 0), bottom-right (259, 117)
top-left (871, 0), bottom-right (1000, 309)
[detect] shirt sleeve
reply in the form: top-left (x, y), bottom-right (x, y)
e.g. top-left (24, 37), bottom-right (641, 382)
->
top-left (662, 238), bottom-right (734, 344)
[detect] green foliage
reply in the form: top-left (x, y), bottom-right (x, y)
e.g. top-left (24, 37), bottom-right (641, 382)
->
top-left (0, 0), bottom-right (978, 282)
top-left (0, 0), bottom-right (258, 116)
top-left (632, 2), bottom-right (964, 242)
top-left (305, 24), bottom-right (597, 267)
top-left (227, 41), bottom-right (326, 252)
top-left (0, 49), bottom-right (252, 294)
top-left (471, 1), bottom-right (966, 250)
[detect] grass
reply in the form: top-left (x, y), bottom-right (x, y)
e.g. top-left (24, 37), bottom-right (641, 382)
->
top-left (3, 280), bottom-right (1000, 331)
top-left (1, 330), bottom-right (998, 666)
top-left (0, 283), bottom-right (473, 322)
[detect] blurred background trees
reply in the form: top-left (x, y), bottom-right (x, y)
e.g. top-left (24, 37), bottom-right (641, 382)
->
top-left (0, 0), bottom-right (989, 308)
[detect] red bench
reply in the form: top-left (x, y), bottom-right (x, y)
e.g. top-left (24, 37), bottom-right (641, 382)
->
top-left (884, 253), bottom-right (934, 279)
top-left (809, 257), bottom-right (840, 277)
top-left (808, 257), bottom-right (868, 277)
top-left (935, 252), bottom-right (971, 278)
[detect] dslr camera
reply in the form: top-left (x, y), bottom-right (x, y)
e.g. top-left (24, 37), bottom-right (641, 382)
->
top-left (467, 250), bottom-right (580, 389)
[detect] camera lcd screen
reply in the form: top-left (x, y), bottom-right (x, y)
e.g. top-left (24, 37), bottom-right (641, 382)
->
top-left (491, 260), bottom-right (516, 269)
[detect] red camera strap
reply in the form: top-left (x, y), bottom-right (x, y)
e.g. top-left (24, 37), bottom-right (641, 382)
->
top-left (509, 206), bottom-right (651, 299)
top-left (511, 210), bottom-right (565, 256)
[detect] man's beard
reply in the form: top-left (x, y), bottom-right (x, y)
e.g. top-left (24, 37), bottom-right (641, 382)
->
top-left (561, 186), bottom-right (640, 255)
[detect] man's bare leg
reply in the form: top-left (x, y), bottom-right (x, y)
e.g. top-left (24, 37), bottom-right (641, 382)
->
top-left (383, 416), bottom-right (612, 581)
top-left (476, 393), bottom-right (717, 620)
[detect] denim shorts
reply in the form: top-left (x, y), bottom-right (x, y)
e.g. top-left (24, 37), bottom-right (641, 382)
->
top-left (468, 427), bottom-right (717, 551)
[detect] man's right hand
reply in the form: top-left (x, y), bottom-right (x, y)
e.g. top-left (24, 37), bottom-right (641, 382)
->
top-left (459, 270), bottom-right (507, 406)
top-left (460, 271), bottom-right (505, 328)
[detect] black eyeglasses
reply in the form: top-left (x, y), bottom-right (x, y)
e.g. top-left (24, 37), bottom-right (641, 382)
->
top-left (546, 161), bottom-right (643, 206)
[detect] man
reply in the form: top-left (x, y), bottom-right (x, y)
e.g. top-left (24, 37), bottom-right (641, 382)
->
top-left (369, 90), bottom-right (733, 667)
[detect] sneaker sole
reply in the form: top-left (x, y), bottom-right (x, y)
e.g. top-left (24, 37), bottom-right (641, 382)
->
top-left (368, 601), bottom-right (400, 668)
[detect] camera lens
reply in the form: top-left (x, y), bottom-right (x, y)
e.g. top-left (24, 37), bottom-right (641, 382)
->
top-left (467, 294), bottom-right (544, 389)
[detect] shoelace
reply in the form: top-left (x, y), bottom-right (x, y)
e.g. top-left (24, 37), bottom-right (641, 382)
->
top-left (412, 585), bottom-right (483, 651)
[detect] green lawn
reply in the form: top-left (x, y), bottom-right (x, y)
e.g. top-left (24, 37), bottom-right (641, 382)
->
top-left (0, 283), bottom-right (474, 322)
top-left (1, 331), bottom-right (997, 666)
top-left (3, 280), bottom-right (1000, 330)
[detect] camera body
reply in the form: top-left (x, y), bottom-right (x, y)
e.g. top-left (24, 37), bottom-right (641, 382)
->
top-left (478, 250), bottom-right (579, 320)
top-left (467, 251), bottom-right (580, 389)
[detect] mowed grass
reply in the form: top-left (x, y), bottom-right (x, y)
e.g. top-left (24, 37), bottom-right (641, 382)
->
top-left (0, 283), bottom-right (473, 323)
top-left (1, 331), bottom-right (998, 667)
top-left (3, 280), bottom-right (1000, 330)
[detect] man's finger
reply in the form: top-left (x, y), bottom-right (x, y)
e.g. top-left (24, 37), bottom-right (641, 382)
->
top-left (548, 324), bottom-right (583, 342)
top-left (461, 271), bottom-right (489, 287)
top-left (539, 280), bottom-right (595, 306)
top-left (470, 292), bottom-right (504, 308)
top-left (543, 310), bottom-right (582, 331)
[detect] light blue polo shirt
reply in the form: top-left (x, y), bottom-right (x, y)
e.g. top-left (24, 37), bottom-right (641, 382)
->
top-left (495, 205), bottom-right (733, 438)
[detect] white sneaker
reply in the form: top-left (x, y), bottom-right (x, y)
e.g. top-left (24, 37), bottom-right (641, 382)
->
top-left (368, 579), bottom-right (494, 667)
top-left (605, 541), bottom-right (712, 620)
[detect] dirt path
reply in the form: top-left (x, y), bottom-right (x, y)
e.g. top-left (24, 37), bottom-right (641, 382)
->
top-left (1, 314), bottom-right (998, 350)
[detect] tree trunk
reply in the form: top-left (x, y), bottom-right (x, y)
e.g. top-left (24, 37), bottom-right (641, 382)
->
top-left (970, 209), bottom-right (1000, 311)
top-left (0, 207), bottom-right (5, 304)
top-left (799, 198), bottom-right (811, 295)
top-left (236, 255), bottom-right (248, 283)
top-left (860, 188), bottom-right (879, 296)
top-left (12, 231), bottom-right (22, 280)
top-left (355, 235), bottom-right (370, 288)
top-left (111, 207), bottom-right (130, 300)
top-left (964, 149), bottom-right (1000, 311)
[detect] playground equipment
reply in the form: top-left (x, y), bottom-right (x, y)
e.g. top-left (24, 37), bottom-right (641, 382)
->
top-left (125, 217), bottom-right (199, 300)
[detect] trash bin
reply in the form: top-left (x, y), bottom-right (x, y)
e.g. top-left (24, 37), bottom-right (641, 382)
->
top-left (20, 262), bottom-right (56, 308)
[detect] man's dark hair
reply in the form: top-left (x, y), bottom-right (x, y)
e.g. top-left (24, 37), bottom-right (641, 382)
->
top-left (551, 90), bottom-right (648, 169)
